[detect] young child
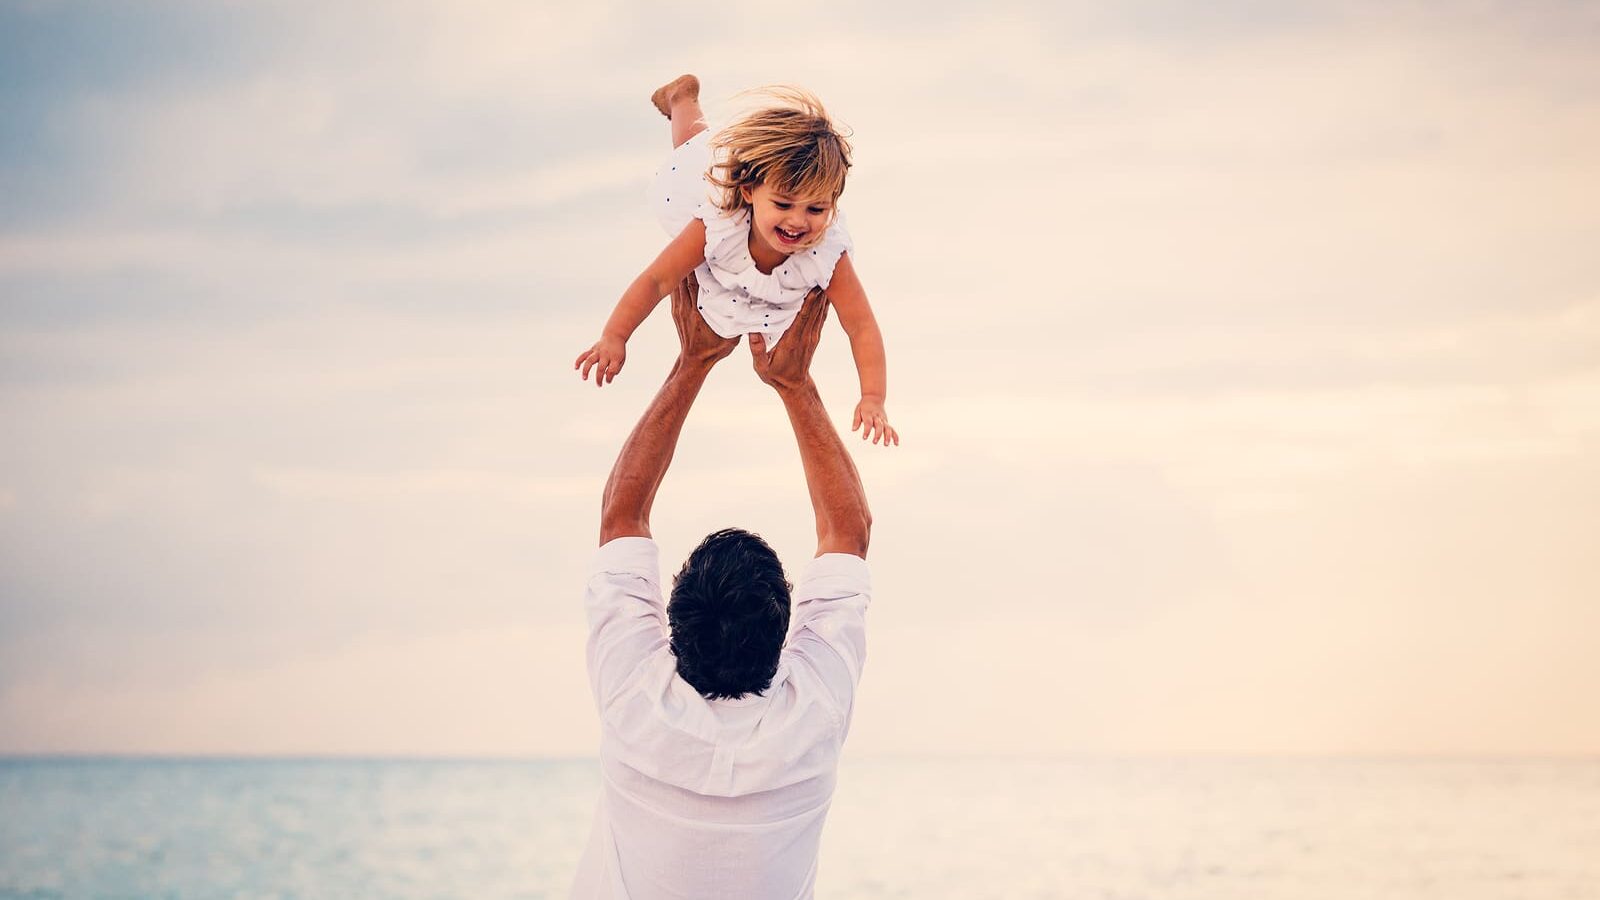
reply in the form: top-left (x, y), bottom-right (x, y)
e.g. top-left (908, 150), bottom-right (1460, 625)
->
top-left (574, 74), bottom-right (898, 446)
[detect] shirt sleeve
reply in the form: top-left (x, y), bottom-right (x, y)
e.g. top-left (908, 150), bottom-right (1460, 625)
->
top-left (782, 552), bottom-right (871, 730)
top-left (584, 536), bottom-right (669, 712)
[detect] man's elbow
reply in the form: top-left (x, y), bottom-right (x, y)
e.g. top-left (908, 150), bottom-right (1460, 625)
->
top-left (821, 509), bottom-right (872, 557)
top-left (598, 496), bottom-right (650, 544)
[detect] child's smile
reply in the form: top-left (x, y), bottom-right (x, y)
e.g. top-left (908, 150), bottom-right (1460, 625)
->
top-left (743, 182), bottom-right (834, 273)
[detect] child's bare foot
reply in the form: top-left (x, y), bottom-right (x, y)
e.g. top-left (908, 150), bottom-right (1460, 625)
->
top-left (650, 74), bottom-right (700, 118)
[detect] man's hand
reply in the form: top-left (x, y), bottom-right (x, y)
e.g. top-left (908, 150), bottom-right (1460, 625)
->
top-left (673, 275), bottom-right (739, 369)
top-left (750, 288), bottom-right (828, 392)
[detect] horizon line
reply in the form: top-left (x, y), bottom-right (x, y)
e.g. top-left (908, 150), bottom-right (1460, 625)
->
top-left (4, 750), bottom-right (1597, 763)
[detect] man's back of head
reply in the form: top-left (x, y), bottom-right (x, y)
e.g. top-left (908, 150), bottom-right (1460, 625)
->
top-left (668, 528), bottom-right (792, 700)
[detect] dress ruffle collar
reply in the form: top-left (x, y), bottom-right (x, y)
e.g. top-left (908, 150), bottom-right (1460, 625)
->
top-left (698, 206), bottom-right (853, 300)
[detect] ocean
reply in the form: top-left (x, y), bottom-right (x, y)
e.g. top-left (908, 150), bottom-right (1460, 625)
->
top-left (2, 757), bottom-right (1596, 899)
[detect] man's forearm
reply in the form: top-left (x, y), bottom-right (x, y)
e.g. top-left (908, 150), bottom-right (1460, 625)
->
top-left (779, 379), bottom-right (871, 557)
top-left (599, 358), bottom-right (712, 543)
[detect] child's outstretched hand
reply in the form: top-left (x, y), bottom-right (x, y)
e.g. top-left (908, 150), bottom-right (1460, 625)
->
top-left (853, 397), bottom-right (900, 446)
top-left (574, 335), bottom-right (626, 387)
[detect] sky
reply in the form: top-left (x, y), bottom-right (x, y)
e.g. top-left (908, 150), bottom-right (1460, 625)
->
top-left (2, 0), bottom-right (1597, 757)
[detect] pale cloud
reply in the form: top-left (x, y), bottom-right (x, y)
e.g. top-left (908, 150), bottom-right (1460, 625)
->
top-left (248, 466), bottom-right (594, 503)
top-left (0, 219), bottom-right (638, 308)
top-left (69, 80), bottom-right (658, 217)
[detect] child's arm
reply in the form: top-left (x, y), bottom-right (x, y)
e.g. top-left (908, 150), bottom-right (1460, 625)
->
top-left (575, 218), bottom-right (708, 387)
top-left (824, 252), bottom-right (899, 446)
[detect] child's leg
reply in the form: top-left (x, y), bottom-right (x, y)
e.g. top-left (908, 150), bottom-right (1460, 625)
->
top-left (651, 74), bottom-right (707, 149)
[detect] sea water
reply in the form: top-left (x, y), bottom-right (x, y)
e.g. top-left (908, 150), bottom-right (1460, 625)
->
top-left (2, 757), bottom-right (1596, 899)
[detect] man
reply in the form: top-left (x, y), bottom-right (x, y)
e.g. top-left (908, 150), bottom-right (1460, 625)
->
top-left (570, 276), bottom-right (872, 899)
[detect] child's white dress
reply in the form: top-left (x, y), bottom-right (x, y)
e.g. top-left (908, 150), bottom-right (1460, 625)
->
top-left (648, 129), bottom-right (853, 351)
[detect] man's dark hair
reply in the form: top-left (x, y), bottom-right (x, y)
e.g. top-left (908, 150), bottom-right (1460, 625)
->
top-left (668, 527), bottom-right (792, 700)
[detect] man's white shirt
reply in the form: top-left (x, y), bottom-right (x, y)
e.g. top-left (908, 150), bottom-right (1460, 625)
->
top-left (571, 536), bottom-right (871, 900)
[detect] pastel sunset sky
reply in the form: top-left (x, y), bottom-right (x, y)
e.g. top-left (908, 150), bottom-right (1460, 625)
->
top-left (2, 0), bottom-right (1597, 756)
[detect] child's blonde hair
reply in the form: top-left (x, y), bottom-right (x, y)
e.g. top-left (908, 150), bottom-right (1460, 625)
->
top-left (706, 86), bottom-right (853, 228)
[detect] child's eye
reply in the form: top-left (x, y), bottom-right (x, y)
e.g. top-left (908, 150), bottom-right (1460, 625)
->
top-left (774, 201), bottom-right (792, 209)
top-left (808, 208), bottom-right (826, 214)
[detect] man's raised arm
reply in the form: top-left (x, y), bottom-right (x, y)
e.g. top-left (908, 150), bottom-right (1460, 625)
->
top-left (599, 276), bottom-right (738, 545)
top-left (749, 290), bottom-right (872, 559)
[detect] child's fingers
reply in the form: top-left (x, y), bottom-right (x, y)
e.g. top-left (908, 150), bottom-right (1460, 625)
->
top-left (871, 418), bottom-right (898, 447)
top-left (852, 409), bottom-right (863, 432)
top-left (580, 355), bottom-right (595, 381)
top-left (575, 349), bottom-right (594, 372)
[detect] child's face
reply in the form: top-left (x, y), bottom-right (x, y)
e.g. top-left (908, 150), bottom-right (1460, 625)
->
top-left (743, 180), bottom-right (834, 257)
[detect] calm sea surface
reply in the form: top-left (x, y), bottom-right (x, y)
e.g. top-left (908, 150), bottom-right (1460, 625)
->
top-left (1, 757), bottom-right (1596, 899)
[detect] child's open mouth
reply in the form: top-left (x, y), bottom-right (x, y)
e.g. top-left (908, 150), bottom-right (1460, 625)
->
top-left (775, 227), bottom-right (805, 245)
